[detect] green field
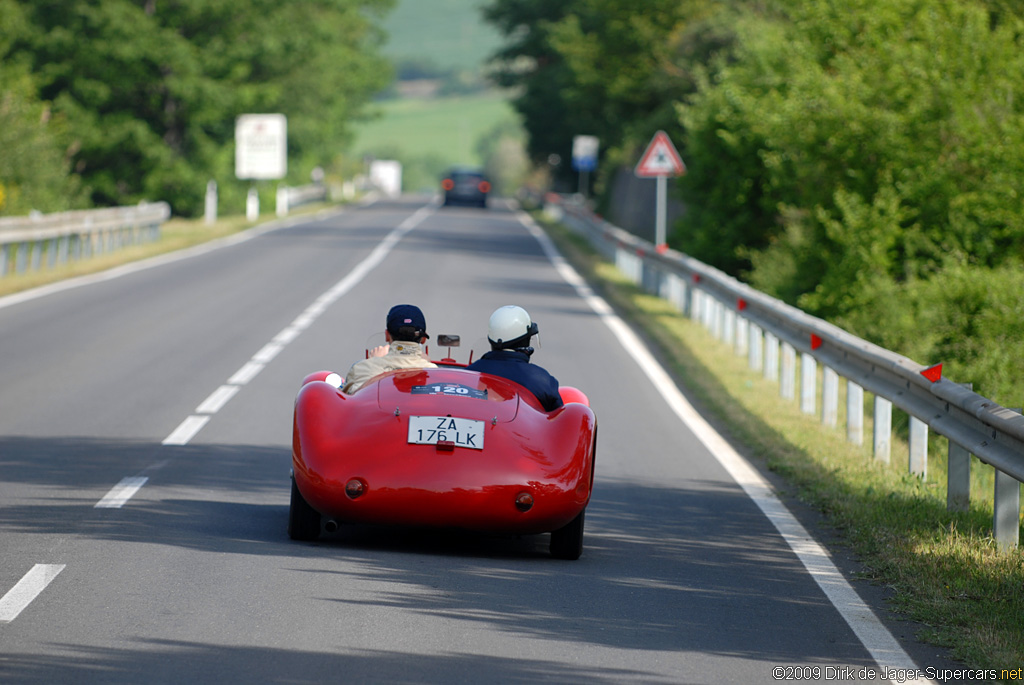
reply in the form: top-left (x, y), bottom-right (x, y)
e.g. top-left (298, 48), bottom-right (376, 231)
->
top-left (349, 91), bottom-right (520, 191)
top-left (380, 0), bottom-right (502, 70)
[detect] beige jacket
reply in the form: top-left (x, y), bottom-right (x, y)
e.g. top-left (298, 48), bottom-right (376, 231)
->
top-left (342, 341), bottom-right (437, 394)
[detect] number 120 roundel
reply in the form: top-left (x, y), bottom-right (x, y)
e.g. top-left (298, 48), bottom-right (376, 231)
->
top-left (289, 351), bottom-right (597, 560)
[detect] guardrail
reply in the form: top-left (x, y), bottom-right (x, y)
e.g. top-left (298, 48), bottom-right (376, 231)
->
top-left (276, 183), bottom-right (328, 217)
top-left (545, 194), bottom-right (1023, 548)
top-left (0, 202), bottom-right (171, 277)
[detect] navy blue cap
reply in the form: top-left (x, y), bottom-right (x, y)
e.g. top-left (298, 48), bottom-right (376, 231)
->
top-left (386, 304), bottom-right (428, 341)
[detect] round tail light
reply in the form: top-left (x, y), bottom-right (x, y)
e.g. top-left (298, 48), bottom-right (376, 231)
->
top-left (514, 492), bottom-right (534, 512)
top-left (345, 478), bottom-right (367, 500)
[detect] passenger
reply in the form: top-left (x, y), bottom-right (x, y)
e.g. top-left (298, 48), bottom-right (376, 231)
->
top-left (342, 304), bottom-right (437, 394)
top-left (467, 305), bottom-right (563, 411)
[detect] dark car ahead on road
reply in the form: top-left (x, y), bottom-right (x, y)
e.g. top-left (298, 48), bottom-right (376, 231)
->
top-left (441, 168), bottom-right (491, 208)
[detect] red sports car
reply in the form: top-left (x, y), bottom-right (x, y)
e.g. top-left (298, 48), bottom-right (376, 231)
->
top-left (289, 339), bottom-right (597, 559)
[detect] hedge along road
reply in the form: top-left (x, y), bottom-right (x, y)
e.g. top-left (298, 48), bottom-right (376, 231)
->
top-left (0, 196), bottom-right (940, 684)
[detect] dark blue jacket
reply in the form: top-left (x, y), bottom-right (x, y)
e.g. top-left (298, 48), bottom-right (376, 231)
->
top-left (468, 349), bottom-right (564, 411)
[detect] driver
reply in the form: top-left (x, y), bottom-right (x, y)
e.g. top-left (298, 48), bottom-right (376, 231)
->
top-left (342, 304), bottom-right (437, 394)
top-left (467, 305), bottom-right (563, 411)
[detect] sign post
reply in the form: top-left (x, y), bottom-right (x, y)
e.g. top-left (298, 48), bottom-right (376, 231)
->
top-left (634, 130), bottom-right (685, 251)
top-left (235, 114), bottom-right (287, 219)
top-left (572, 135), bottom-right (599, 197)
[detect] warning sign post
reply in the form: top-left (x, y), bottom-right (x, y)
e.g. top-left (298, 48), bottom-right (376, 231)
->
top-left (634, 131), bottom-right (685, 250)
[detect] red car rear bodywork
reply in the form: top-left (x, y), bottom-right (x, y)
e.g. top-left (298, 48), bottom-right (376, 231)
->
top-left (290, 366), bottom-right (597, 559)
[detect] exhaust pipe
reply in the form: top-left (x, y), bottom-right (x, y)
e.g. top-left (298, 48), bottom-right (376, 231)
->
top-left (324, 520), bottom-right (339, 533)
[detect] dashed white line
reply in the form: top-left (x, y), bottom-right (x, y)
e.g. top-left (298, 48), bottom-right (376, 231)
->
top-left (273, 326), bottom-right (301, 345)
top-left (0, 564), bottom-right (66, 622)
top-left (228, 361), bottom-right (265, 386)
top-left (195, 385), bottom-right (240, 414)
top-left (158, 201), bottom-right (436, 450)
top-left (95, 477), bottom-right (149, 509)
top-left (252, 342), bottom-right (284, 364)
top-left (161, 415), bottom-right (210, 446)
top-left (98, 203), bottom-right (435, 508)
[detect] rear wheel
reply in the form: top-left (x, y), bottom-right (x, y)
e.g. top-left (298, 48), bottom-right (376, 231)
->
top-left (288, 476), bottom-right (321, 541)
top-left (549, 510), bottom-right (585, 560)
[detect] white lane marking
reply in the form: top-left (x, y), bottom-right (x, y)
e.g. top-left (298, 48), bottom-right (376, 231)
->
top-left (162, 415), bottom-right (210, 446)
top-left (228, 361), bottom-right (265, 386)
top-left (158, 202), bottom-right (436, 448)
top-left (518, 211), bottom-right (931, 683)
top-left (0, 564), bottom-right (66, 622)
top-left (95, 477), bottom-right (149, 508)
top-left (273, 326), bottom-right (301, 345)
top-left (196, 385), bottom-right (240, 414)
top-left (252, 342), bottom-right (284, 364)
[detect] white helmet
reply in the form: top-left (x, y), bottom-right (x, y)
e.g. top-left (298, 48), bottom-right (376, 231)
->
top-left (487, 305), bottom-right (539, 349)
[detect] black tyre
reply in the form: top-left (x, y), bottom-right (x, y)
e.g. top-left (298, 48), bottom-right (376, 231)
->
top-left (288, 476), bottom-right (321, 541)
top-left (549, 510), bottom-right (585, 560)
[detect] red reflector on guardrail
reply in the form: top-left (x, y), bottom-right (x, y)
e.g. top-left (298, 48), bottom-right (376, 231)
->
top-left (921, 363), bottom-right (943, 383)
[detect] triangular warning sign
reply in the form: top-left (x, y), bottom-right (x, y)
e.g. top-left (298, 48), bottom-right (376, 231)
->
top-left (635, 131), bottom-right (685, 178)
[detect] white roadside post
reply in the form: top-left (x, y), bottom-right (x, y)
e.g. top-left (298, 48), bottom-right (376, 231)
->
top-left (204, 180), bottom-right (218, 225)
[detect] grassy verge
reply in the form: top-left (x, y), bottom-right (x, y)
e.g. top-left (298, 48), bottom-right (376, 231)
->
top-left (540, 216), bottom-right (1024, 676)
top-left (0, 204), bottom-right (334, 299)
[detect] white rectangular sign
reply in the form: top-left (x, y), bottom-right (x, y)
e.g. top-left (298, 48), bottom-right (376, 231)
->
top-left (235, 114), bottom-right (287, 180)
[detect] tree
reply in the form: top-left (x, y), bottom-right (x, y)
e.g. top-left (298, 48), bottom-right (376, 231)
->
top-left (4, 0), bottom-right (394, 215)
top-left (677, 0), bottom-right (1024, 310)
top-left (0, 0), bottom-right (85, 215)
top-left (483, 0), bottom-right (732, 193)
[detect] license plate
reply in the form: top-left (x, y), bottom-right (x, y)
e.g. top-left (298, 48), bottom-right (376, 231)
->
top-left (408, 416), bottom-right (484, 450)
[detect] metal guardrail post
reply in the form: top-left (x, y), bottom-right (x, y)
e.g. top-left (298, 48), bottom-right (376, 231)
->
top-left (801, 352), bottom-right (816, 414)
top-left (781, 342), bottom-right (796, 401)
top-left (765, 333), bottom-right (780, 382)
top-left (909, 417), bottom-right (929, 478)
top-left (735, 316), bottom-right (749, 357)
top-left (723, 306), bottom-right (735, 347)
top-left (947, 383), bottom-right (973, 512)
top-left (994, 409), bottom-right (1022, 549)
top-left (847, 381), bottom-right (864, 446)
top-left (749, 323), bottom-right (763, 372)
top-left (947, 441), bottom-right (971, 512)
top-left (994, 470), bottom-right (1021, 550)
top-left (822, 366), bottom-right (839, 428)
top-left (873, 397), bottom-right (892, 463)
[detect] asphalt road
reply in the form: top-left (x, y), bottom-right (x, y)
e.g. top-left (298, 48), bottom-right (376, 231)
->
top-left (0, 197), bottom-right (944, 684)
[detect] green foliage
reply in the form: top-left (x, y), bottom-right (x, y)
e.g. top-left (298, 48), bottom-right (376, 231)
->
top-left (475, 117), bottom-right (529, 196)
top-left (486, 0), bottom-right (1024, 403)
top-left (679, 0), bottom-right (1024, 285)
top-left (835, 263), bottom-right (1024, 407)
top-left (669, 0), bottom-right (1024, 403)
top-left (0, 0), bottom-right (86, 214)
top-left (2, 0), bottom-right (394, 216)
top-left (380, 0), bottom-right (502, 72)
top-left (483, 0), bottom-right (728, 189)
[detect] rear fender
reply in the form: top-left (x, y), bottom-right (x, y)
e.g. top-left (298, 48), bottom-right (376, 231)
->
top-left (301, 370), bottom-right (343, 388)
top-left (559, 385), bottom-right (590, 407)
top-left (545, 402), bottom-right (598, 504)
